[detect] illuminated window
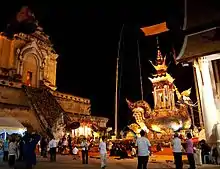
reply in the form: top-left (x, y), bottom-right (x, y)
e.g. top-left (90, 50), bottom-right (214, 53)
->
top-left (26, 71), bottom-right (32, 86)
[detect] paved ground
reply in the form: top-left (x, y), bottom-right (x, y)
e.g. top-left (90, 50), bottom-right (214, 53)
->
top-left (0, 155), bottom-right (219, 169)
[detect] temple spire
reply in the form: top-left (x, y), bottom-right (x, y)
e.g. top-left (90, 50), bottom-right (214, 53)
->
top-left (149, 37), bottom-right (167, 75)
top-left (156, 37), bottom-right (164, 65)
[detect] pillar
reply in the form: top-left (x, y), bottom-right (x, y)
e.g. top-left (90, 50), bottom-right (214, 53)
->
top-left (171, 92), bottom-right (175, 109)
top-left (163, 89), bottom-right (166, 108)
top-left (153, 87), bottom-right (157, 109)
top-left (195, 58), bottom-right (220, 143)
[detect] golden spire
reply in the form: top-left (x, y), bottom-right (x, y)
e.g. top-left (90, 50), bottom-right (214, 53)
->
top-left (150, 37), bottom-right (168, 75)
top-left (156, 37), bottom-right (163, 62)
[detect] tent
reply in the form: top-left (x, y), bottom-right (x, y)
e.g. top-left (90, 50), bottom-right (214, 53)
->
top-left (0, 117), bottom-right (26, 137)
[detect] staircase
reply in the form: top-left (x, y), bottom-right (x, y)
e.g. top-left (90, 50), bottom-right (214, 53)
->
top-left (23, 85), bottom-right (68, 138)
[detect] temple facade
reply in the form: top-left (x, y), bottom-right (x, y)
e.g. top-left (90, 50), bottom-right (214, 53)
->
top-left (177, 0), bottom-right (220, 143)
top-left (0, 7), bottom-right (108, 138)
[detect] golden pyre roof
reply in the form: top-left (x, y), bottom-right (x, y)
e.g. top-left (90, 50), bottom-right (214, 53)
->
top-left (149, 38), bottom-right (174, 84)
top-left (150, 38), bottom-right (168, 74)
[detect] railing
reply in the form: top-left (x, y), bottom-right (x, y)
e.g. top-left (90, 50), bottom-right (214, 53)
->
top-left (23, 85), bottom-right (68, 138)
top-left (23, 85), bottom-right (50, 135)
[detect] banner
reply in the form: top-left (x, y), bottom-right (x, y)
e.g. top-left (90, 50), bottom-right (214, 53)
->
top-left (141, 22), bottom-right (169, 36)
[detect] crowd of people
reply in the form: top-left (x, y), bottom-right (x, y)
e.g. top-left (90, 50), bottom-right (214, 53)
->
top-left (0, 132), bottom-right (41, 169)
top-left (0, 130), bottom-right (219, 169)
top-left (172, 132), bottom-right (219, 169)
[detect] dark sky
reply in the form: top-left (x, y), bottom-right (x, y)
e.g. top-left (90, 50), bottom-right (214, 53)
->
top-left (0, 1), bottom-right (196, 129)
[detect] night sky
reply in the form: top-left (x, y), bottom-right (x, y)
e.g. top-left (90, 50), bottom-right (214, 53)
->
top-left (0, 1), bottom-right (196, 130)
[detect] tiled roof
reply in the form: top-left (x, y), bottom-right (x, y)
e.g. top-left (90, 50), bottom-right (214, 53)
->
top-left (177, 1), bottom-right (220, 61)
top-left (177, 27), bottom-right (220, 62)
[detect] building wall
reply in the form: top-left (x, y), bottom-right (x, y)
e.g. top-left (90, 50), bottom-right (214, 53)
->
top-left (56, 98), bottom-right (90, 115)
top-left (194, 56), bottom-right (220, 142)
top-left (0, 106), bottom-right (41, 131)
top-left (0, 31), bottom-right (58, 90)
top-left (0, 36), bottom-right (13, 69)
top-left (0, 86), bottom-right (28, 106)
top-left (52, 91), bottom-right (91, 115)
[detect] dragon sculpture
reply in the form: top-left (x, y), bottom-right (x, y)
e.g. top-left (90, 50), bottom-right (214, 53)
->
top-left (127, 87), bottom-right (192, 134)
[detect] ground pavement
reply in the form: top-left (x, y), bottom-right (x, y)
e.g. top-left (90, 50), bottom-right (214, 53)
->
top-left (0, 155), bottom-right (219, 169)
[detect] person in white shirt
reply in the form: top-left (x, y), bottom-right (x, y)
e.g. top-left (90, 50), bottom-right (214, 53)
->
top-left (72, 146), bottom-right (79, 160)
top-left (8, 137), bottom-right (17, 169)
top-left (49, 137), bottom-right (57, 162)
top-left (135, 130), bottom-right (151, 169)
top-left (172, 133), bottom-right (183, 169)
top-left (99, 136), bottom-right (107, 169)
top-left (81, 138), bottom-right (89, 164)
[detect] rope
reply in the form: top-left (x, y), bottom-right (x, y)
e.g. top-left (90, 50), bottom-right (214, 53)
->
top-left (137, 39), bottom-right (144, 100)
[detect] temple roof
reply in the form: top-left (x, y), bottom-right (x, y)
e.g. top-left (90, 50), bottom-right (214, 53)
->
top-left (183, 0), bottom-right (220, 30)
top-left (177, 0), bottom-right (220, 62)
top-left (177, 27), bottom-right (220, 62)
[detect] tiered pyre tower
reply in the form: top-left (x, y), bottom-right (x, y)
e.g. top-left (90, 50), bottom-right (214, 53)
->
top-left (149, 43), bottom-right (176, 111)
top-left (127, 39), bottom-right (191, 134)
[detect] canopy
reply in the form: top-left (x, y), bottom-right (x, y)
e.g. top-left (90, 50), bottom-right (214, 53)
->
top-left (0, 117), bottom-right (25, 130)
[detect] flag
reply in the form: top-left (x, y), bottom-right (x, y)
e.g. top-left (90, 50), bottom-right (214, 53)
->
top-left (16, 6), bottom-right (34, 23)
top-left (140, 22), bottom-right (169, 36)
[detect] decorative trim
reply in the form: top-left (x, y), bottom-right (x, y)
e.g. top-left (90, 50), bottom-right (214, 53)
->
top-left (51, 91), bottom-right (90, 104)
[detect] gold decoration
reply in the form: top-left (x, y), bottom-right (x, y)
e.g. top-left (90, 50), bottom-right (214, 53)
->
top-left (127, 41), bottom-right (191, 134)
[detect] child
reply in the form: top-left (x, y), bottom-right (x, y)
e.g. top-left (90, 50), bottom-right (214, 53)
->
top-left (72, 146), bottom-right (79, 160)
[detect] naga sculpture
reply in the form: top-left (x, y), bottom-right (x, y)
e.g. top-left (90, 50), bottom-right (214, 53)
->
top-left (127, 44), bottom-right (192, 134)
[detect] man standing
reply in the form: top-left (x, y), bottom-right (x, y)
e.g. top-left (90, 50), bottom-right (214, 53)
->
top-left (81, 138), bottom-right (89, 164)
top-left (172, 133), bottom-right (183, 169)
top-left (49, 137), bottom-right (57, 162)
top-left (3, 137), bottom-right (9, 161)
top-left (99, 136), bottom-right (107, 169)
top-left (136, 130), bottom-right (151, 169)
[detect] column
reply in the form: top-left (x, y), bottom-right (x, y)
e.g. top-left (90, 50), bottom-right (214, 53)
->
top-left (196, 58), bottom-right (220, 143)
top-left (171, 92), bottom-right (175, 109)
top-left (163, 89), bottom-right (166, 108)
top-left (153, 87), bottom-right (157, 109)
top-left (193, 66), bottom-right (204, 128)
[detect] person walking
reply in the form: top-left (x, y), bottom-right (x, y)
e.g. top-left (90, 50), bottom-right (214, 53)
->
top-left (49, 137), bottom-right (57, 162)
top-left (186, 133), bottom-right (196, 169)
top-left (136, 130), bottom-right (151, 169)
top-left (40, 137), bottom-right (48, 158)
top-left (99, 136), bottom-right (107, 169)
top-left (3, 137), bottom-right (9, 162)
top-left (172, 133), bottom-right (183, 169)
top-left (81, 138), bottom-right (89, 164)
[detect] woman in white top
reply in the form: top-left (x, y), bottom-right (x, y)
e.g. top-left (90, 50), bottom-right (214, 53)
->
top-left (8, 137), bottom-right (17, 168)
